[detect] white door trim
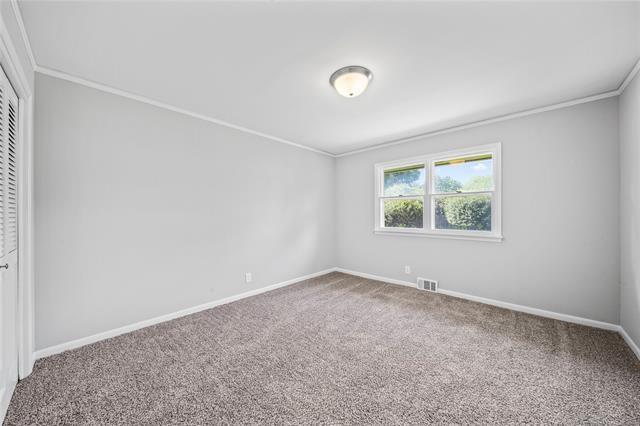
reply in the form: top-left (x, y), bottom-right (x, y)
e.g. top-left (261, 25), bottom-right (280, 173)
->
top-left (0, 21), bottom-right (35, 379)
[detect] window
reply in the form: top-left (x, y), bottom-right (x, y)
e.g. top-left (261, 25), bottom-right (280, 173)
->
top-left (374, 144), bottom-right (502, 241)
top-left (382, 164), bottom-right (425, 229)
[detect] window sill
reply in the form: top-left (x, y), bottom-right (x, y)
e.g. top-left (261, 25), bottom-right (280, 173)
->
top-left (374, 228), bottom-right (503, 242)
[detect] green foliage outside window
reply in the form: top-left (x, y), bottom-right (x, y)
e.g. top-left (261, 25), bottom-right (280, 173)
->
top-left (435, 196), bottom-right (491, 231)
top-left (434, 175), bottom-right (462, 192)
top-left (382, 167), bottom-right (492, 231)
top-left (384, 199), bottom-right (423, 228)
top-left (434, 174), bottom-right (492, 231)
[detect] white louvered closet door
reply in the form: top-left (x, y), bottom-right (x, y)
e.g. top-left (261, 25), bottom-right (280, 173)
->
top-left (0, 65), bottom-right (19, 421)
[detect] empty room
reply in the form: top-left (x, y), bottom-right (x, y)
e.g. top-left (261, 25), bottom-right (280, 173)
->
top-left (0, 0), bottom-right (638, 424)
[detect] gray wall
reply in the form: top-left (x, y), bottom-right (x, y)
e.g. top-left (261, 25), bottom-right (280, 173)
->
top-left (34, 71), bottom-right (627, 349)
top-left (336, 99), bottom-right (620, 324)
top-left (34, 74), bottom-right (335, 349)
top-left (620, 72), bottom-right (640, 346)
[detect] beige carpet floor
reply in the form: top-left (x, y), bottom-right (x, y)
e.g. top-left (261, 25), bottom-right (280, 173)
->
top-left (5, 272), bottom-right (640, 424)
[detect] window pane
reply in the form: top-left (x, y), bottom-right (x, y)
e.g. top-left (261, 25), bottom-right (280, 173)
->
top-left (434, 154), bottom-right (493, 193)
top-left (384, 164), bottom-right (425, 196)
top-left (384, 199), bottom-right (423, 228)
top-left (434, 194), bottom-right (491, 231)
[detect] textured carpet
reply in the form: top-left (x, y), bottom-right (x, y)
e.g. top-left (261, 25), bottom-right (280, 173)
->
top-left (5, 272), bottom-right (640, 425)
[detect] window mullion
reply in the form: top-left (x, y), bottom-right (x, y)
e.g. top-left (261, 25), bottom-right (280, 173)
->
top-left (424, 159), bottom-right (431, 231)
top-left (374, 143), bottom-right (501, 239)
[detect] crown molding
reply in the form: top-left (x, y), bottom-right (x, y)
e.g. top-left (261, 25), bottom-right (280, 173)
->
top-left (334, 89), bottom-right (619, 157)
top-left (334, 57), bottom-right (640, 157)
top-left (36, 66), bottom-right (334, 157)
top-left (617, 57), bottom-right (640, 94)
top-left (33, 64), bottom-right (625, 159)
top-left (10, 0), bottom-right (640, 159)
top-left (10, 0), bottom-right (335, 157)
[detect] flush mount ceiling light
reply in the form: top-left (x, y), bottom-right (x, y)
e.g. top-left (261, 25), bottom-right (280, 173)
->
top-left (330, 66), bottom-right (373, 98)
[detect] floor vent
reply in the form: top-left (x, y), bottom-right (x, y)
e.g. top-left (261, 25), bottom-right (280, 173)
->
top-left (417, 277), bottom-right (438, 292)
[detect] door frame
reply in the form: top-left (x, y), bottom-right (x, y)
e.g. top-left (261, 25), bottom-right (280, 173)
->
top-left (0, 21), bottom-right (35, 379)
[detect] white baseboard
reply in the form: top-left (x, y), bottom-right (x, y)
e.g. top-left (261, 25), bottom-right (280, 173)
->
top-left (335, 267), bottom-right (620, 331)
top-left (437, 288), bottom-right (620, 331)
top-left (34, 268), bottom-right (337, 360)
top-left (33, 266), bottom-right (640, 363)
top-left (335, 268), bottom-right (416, 289)
top-left (619, 327), bottom-right (640, 361)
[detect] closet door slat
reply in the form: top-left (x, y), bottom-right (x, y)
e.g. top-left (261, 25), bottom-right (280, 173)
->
top-left (6, 100), bottom-right (17, 254)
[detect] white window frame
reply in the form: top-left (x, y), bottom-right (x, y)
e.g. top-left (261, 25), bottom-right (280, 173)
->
top-left (374, 143), bottom-right (502, 242)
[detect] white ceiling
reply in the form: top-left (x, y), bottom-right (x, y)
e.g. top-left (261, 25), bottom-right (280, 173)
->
top-left (19, 1), bottom-right (640, 155)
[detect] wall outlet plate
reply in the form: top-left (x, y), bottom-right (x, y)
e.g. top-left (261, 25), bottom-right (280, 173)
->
top-left (245, 272), bottom-right (252, 283)
top-left (404, 265), bottom-right (411, 274)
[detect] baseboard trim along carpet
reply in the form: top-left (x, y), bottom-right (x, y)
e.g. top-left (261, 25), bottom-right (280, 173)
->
top-left (335, 267), bottom-right (639, 360)
top-left (33, 268), bottom-right (338, 360)
top-left (620, 327), bottom-right (640, 360)
top-left (34, 266), bottom-right (640, 363)
top-left (12, 271), bottom-right (640, 424)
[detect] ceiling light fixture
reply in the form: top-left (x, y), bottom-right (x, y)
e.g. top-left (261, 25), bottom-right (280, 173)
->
top-left (330, 66), bottom-right (373, 98)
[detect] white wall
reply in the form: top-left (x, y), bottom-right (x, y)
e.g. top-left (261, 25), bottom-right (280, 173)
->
top-left (620, 71), bottom-right (640, 346)
top-left (336, 99), bottom-right (620, 324)
top-left (34, 74), bottom-right (335, 350)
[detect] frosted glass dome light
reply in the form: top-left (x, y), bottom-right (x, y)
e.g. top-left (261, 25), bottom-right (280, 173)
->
top-left (330, 66), bottom-right (373, 98)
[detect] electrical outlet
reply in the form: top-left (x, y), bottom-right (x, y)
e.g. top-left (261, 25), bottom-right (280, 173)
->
top-left (245, 272), bottom-right (252, 283)
top-left (404, 265), bottom-right (411, 274)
